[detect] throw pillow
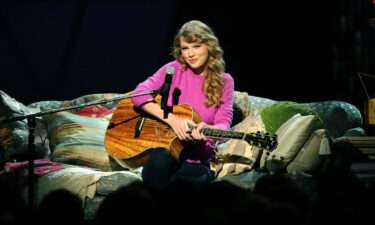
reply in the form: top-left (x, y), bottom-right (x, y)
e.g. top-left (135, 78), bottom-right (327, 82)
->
top-left (75, 105), bottom-right (114, 118)
top-left (260, 114), bottom-right (324, 173)
top-left (231, 91), bottom-right (251, 126)
top-left (286, 129), bottom-right (332, 175)
top-left (0, 90), bottom-right (49, 164)
top-left (42, 111), bottom-right (121, 171)
top-left (260, 101), bottom-right (318, 134)
top-left (27, 100), bottom-right (63, 111)
top-left (213, 109), bottom-right (266, 179)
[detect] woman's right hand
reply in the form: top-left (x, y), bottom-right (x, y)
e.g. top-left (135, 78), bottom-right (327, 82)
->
top-left (141, 101), bottom-right (195, 141)
top-left (165, 114), bottom-right (194, 141)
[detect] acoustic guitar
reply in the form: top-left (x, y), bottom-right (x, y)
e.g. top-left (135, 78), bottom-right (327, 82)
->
top-left (104, 97), bottom-right (278, 168)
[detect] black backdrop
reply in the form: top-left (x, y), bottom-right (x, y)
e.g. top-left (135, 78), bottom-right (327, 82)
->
top-left (1, 0), bottom-right (374, 112)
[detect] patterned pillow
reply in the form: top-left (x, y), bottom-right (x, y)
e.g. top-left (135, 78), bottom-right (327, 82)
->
top-left (231, 91), bottom-right (251, 127)
top-left (0, 90), bottom-right (49, 163)
top-left (248, 95), bottom-right (276, 115)
top-left (75, 105), bottom-right (114, 118)
top-left (42, 111), bottom-right (121, 171)
top-left (27, 100), bottom-right (63, 111)
top-left (213, 109), bottom-right (266, 178)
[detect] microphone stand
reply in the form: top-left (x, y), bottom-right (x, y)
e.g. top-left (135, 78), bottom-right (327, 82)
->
top-left (0, 89), bottom-right (159, 210)
top-left (160, 82), bottom-right (171, 119)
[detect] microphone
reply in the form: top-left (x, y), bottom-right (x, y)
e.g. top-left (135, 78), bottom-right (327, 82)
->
top-left (160, 66), bottom-right (175, 119)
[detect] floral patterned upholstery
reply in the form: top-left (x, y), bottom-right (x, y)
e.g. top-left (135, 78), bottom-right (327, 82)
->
top-left (304, 101), bottom-right (364, 139)
top-left (27, 100), bottom-right (63, 111)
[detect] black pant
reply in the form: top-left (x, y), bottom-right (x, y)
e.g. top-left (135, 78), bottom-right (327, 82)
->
top-left (142, 148), bottom-right (214, 191)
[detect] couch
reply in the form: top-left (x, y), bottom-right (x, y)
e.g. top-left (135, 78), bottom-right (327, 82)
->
top-left (0, 90), bottom-right (365, 223)
top-left (215, 92), bottom-right (365, 190)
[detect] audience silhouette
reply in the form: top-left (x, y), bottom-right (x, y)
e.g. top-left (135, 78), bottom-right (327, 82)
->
top-left (38, 188), bottom-right (84, 225)
top-left (94, 181), bottom-right (157, 225)
top-left (0, 173), bottom-right (29, 225)
top-left (2, 163), bottom-right (373, 225)
top-left (314, 168), bottom-right (373, 224)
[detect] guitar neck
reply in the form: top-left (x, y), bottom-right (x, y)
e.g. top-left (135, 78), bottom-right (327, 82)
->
top-left (201, 127), bottom-right (245, 140)
top-left (189, 126), bottom-right (277, 151)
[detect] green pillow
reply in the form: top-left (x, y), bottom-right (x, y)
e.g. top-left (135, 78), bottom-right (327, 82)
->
top-left (260, 101), bottom-right (319, 134)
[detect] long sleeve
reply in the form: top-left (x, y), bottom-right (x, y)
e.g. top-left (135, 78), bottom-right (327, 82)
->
top-left (131, 66), bottom-right (166, 108)
top-left (213, 74), bottom-right (235, 130)
top-left (131, 61), bottom-right (180, 108)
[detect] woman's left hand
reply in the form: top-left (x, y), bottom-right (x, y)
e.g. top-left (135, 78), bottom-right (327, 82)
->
top-left (188, 121), bottom-right (208, 141)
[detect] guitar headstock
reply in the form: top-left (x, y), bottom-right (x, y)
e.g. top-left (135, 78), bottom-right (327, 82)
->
top-left (244, 131), bottom-right (278, 151)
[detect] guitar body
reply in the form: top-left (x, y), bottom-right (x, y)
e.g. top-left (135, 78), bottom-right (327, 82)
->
top-left (104, 96), bottom-right (201, 168)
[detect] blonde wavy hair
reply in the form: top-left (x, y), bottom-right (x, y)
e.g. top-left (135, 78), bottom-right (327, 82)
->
top-left (171, 20), bottom-right (225, 106)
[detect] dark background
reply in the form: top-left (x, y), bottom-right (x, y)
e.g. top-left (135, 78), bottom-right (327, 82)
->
top-left (1, 0), bottom-right (375, 115)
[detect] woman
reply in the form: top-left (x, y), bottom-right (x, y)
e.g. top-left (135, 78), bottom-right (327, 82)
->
top-left (131, 20), bottom-right (234, 190)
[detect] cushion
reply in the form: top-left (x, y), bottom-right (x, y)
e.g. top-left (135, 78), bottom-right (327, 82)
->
top-left (34, 165), bottom-right (142, 206)
top-left (213, 109), bottom-right (266, 178)
top-left (0, 90), bottom-right (49, 163)
top-left (260, 101), bottom-right (318, 134)
top-left (42, 111), bottom-right (121, 171)
top-left (27, 100), bottom-right (63, 111)
top-left (260, 114), bottom-right (324, 173)
top-left (343, 127), bottom-right (365, 137)
top-left (248, 95), bottom-right (276, 115)
top-left (75, 105), bottom-right (114, 118)
top-left (304, 100), bottom-right (363, 138)
top-left (286, 129), bottom-right (331, 175)
top-left (231, 91), bottom-right (251, 126)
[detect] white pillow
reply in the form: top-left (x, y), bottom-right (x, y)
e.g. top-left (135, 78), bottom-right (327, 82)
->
top-left (260, 114), bottom-right (324, 173)
top-left (286, 129), bottom-right (331, 175)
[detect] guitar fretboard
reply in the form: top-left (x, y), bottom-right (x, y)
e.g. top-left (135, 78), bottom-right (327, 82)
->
top-left (201, 128), bottom-right (245, 140)
top-left (188, 126), bottom-right (277, 150)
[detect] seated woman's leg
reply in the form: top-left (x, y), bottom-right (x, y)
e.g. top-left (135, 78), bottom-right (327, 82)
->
top-left (170, 161), bottom-right (214, 187)
top-left (142, 147), bottom-right (178, 191)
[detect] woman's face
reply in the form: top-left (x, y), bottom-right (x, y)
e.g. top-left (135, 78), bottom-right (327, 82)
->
top-left (180, 37), bottom-right (209, 75)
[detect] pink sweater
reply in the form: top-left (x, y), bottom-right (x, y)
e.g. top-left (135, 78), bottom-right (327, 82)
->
top-left (131, 60), bottom-right (234, 162)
